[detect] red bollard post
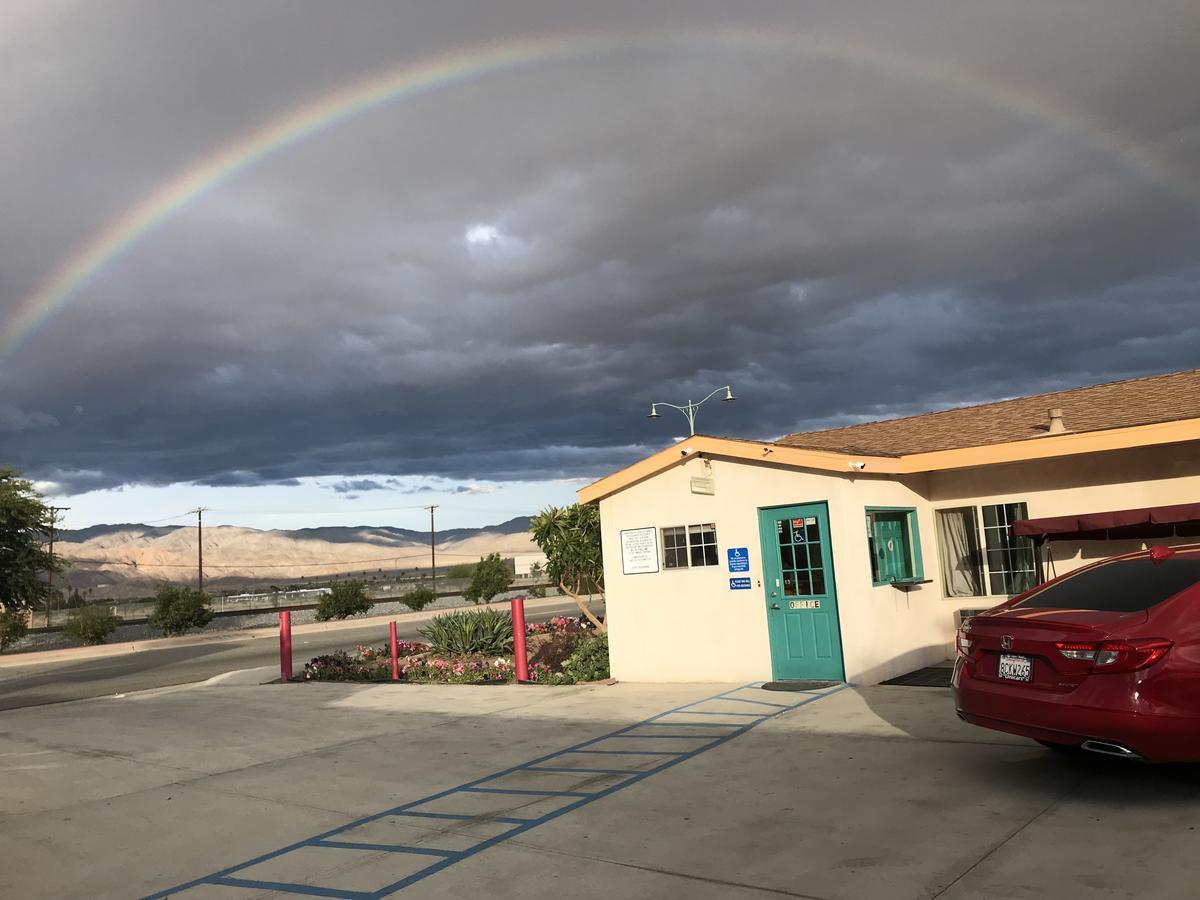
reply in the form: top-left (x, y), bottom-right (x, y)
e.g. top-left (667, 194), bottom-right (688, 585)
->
top-left (389, 620), bottom-right (400, 681)
top-left (511, 595), bottom-right (529, 683)
top-left (279, 610), bottom-right (293, 682)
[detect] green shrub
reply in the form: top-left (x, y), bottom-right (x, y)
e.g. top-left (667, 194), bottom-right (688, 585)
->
top-left (446, 563), bottom-right (477, 579)
top-left (63, 605), bottom-right (121, 645)
top-left (314, 579), bottom-right (372, 621)
top-left (463, 553), bottom-right (513, 605)
top-left (149, 584), bottom-right (214, 636)
top-left (420, 608), bottom-right (513, 655)
top-left (561, 634), bottom-right (610, 683)
top-left (399, 585), bottom-right (436, 612)
top-left (0, 609), bottom-right (28, 652)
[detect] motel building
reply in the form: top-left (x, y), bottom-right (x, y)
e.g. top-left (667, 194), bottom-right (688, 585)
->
top-left (578, 370), bottom-right (1200, 685)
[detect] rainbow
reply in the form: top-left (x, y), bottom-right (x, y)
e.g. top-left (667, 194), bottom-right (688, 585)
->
top-left (4, 28), bottom-right (1188, 359)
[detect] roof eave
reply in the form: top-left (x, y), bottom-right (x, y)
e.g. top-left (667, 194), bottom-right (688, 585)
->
top-left (576, 417), bottom-right (1200, 505)
top-left (577, 436), bottom-right (898, 504)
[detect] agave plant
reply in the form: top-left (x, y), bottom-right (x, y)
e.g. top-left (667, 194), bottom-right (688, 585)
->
top-left (419, 608), bottom-right (514, 655)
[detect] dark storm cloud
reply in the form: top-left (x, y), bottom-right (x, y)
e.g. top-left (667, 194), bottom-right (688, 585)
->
top-left (331, 479), bottom-right (392, 494)
top-left (2, 0), bottom-right (1199, 493)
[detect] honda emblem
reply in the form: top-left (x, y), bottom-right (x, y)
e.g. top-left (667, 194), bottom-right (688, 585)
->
top-left (1001, 635), bottom-right (1013, 650)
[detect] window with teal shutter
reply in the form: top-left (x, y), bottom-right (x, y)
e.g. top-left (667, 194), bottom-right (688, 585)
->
top-left (866, 508), bottom-right (924, 586)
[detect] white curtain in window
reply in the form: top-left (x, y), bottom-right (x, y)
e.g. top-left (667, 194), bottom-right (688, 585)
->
top-left (938, 509), bottom-right (983, 597)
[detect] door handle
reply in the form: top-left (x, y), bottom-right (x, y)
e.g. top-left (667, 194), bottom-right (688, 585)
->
top-left (770, 603), bottom-right (781, 610)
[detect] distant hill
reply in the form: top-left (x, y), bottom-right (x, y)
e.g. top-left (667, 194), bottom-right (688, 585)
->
top-left (282, 516), bottom-right (534, 547)
top-left (58, 523), bottom-right (185, 542)
top-left (57, 516), bottom-right (539, 599)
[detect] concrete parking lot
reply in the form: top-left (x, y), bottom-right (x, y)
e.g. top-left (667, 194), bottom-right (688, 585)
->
top-left (2, 676), bottom-right (1199, 899)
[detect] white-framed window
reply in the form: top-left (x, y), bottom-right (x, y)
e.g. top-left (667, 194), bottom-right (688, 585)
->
top-left (661, 523), bottom-right (719, 569)
top-left (688, 523), bottom-right (719, 567)
top-left (936, 502), bottom-right (1036, 598)
top-left (662, 526), bottom-right (689, 569)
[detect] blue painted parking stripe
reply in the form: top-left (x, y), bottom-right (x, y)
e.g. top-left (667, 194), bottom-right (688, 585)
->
top-left (144, 683), bottom-right (847, 899)
top-left (714, 695), bottom-right (791, 708)
top-left (459, 786), bottom-right (592, 798)
top-left (311, 841), bottom-right (456, 857)
top-left (652, 715), bottom-right (763, 724)
top-left (570, 748), bottom-right (689, 755)
top-left (523, 765), bottom-right (639, 775)
top-left (392, 810), bottom-right (532, 824)
top-left (211, 875), bottom-right (371, 898)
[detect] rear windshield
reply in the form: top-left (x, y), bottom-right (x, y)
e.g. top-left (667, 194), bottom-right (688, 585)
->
top-left (1016, 557), bottom-right (1200, 612)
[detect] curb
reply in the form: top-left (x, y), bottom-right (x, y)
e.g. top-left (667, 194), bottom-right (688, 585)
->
top-left (200, 665), bottom-right (281, 687)
top-left (0, 595), bottom-right (589, 670)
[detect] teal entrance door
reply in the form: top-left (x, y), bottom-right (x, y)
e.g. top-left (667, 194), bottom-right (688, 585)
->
top-left (757, 503), bottom-right (844, 681)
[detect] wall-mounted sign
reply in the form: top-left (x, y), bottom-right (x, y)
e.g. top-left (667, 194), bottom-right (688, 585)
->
top-left (619, 527), bottom-right (659, 575)
top-left (690, 476), bottom-right (715, 495)
top-left (729, 577), bottom-right (752, 590)
top-left (727, 547), bottom-right (750, 572)
top-left (789, 599), bottom-right (821, 609)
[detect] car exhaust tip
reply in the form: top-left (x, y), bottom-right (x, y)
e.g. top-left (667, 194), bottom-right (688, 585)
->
top-left (1080, 739), bottom-right (1141, 760)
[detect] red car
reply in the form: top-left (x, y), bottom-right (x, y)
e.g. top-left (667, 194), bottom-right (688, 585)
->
top-left (953, 545), bottom-right (1200, 762)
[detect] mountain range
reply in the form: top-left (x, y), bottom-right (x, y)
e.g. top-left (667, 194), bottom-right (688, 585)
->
top-left (57, 517), bottom-right (539, 599)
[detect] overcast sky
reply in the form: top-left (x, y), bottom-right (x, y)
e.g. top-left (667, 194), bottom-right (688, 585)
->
top-left (2, 0), bottom-right (1198, 530)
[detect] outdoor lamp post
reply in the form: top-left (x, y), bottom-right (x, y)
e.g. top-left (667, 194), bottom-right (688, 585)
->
top-left (647, 385), bottom-right (736, 436)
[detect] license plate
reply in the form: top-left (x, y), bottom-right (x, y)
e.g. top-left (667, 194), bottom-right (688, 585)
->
top-left (998, 653), bottom-right (1032, 682)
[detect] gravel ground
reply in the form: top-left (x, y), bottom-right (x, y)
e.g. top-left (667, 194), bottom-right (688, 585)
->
top-left (8, 589), bottom-right (561, 654)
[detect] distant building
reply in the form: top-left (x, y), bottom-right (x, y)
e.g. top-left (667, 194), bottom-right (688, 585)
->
top-left (512, 552), bottom-right (549, 577)
top-left (580, 370), bottom-right (1200, 685)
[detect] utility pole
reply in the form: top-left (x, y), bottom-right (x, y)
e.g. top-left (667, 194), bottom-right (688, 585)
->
top-left (188, 508), bottom-right (210, 592)
top-left (424, 505), bottom-right (438, 597)
top-left (46, 506), bottom-right (69, 627)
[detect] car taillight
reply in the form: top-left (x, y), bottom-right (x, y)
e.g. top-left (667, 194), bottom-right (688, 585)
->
top-left (1056, 641), bottom-right (1097, 661)
top-left (1054, 638), bottom-right (1173, 673)
top-left (956, 624), bottom-right (973, 657)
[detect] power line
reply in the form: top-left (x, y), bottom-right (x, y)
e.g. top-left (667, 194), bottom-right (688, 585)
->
top-left (203, 504), bottom-right (434, 516)
top-left (140, 510), bottom-right (200, 525)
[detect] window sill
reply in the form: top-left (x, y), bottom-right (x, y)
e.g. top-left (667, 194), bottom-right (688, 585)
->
top-left (888, 578), bottom-right (932, 592)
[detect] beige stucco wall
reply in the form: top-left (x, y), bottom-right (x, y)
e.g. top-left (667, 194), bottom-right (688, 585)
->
top-left (599, 457), bottom-right (953, 685)
top-left (597, 440), bottom-right (1200, 686)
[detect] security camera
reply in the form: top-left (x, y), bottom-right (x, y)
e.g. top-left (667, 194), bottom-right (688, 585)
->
top-left (680, 447), bottom-right (693, 457)
top-left (848, 461), bottom-right (867, 471)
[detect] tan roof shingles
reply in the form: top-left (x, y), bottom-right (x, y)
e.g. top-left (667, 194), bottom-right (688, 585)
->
top-left (778, 369), bottom-right (1200, 456)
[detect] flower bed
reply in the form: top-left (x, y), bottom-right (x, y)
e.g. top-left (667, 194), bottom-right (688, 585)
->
top-left (302, 614), bottom-right (605, 685)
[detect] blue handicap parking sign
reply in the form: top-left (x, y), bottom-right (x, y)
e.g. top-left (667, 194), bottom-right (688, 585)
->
top-left (727, 547), bottom-right (750, 572)
top-left (729, 577), bottom-right (752, 590)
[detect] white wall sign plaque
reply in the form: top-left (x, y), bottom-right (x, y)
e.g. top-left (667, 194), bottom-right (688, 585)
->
top-left (620, 526), bottom-right (660, 575)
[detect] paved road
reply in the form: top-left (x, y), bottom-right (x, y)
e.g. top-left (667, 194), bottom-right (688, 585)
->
top-left (0, 598), bottom-right (601, 711)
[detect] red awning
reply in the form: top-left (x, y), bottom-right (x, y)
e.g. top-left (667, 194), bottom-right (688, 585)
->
top-left (1012, 502), bottom-right (1200, 541)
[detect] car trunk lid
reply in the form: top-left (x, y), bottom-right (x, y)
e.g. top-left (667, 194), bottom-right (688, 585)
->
top-left (966, 607), bottom-right (1149, 691)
